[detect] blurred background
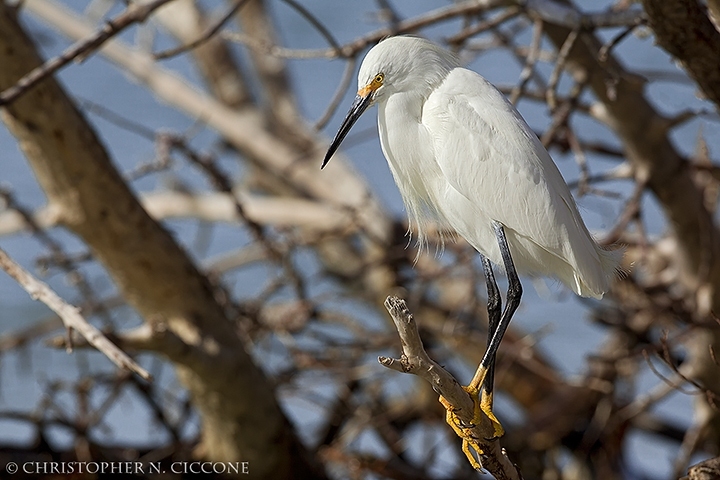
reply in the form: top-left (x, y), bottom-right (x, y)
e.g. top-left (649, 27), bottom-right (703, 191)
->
top-left (1, 0), bottom-right (719, 478)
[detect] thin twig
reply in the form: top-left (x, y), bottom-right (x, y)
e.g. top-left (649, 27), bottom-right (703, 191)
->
top-left (509, 18), bottom-right (544, 104)
top-left (219, 0), bottom-right (644, 61)
top-left (281, 0), bottom-right (341, 53)
top-left (526, 0), bottom-right (645, 29)
top-left (375, 0), bottom-right (401, 29)
top-left (0, 0), bottom-right (173, 106)
top-left (446, 6), bottom-right (522, 46)
top-left (154, 0), bottom-right (251, 60)
top-left (0, 247), bottom-right (152, 381)
top-left (224, 0), bottom-right (510, 60)
top-left (0, 189), bottom-right (115, 329)
top-left (314, 57), bottom-right (357, 131)
top-left (161, 133), bottom-right (308, 300)
top-left (598, 22), bottom-right (641, 63)
top-left (546, 27), bottom-right (579, 112)
top-left (604, 179), bottom-right (645, 245)
top-left (565, 126), bottom-right (590, 196)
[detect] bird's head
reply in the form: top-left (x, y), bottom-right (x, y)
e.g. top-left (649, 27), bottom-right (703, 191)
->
top-left (359, 36), bottom-right (458, 100)
top-left (321, 36), bottom-right (458, 169)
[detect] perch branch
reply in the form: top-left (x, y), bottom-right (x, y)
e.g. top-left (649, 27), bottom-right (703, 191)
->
top-left (378, 296), bottom-right (521, 480)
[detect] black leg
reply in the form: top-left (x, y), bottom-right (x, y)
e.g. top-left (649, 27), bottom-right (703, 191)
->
top-left (481, 255), bottom-right (501, 400)
top-left (479, 222), bottom-right (522, 373)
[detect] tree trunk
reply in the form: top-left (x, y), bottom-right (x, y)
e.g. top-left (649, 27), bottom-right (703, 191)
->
top-left (0, 5), bottom-right (325, 478)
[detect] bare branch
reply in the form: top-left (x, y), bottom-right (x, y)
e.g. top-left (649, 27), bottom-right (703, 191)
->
top-left (379, 296), bottom-right (522, 480)
top-left (681, 456), bottom-right (720, 480)
top-left (148, 0), bottom-right (251, 109)
top-left (0, 246), bottom-right (151, 381)
top-left (598, 22), bottom-right (642, 63)
top-left (0, 0), bottom-right (174, 106)
top-left (642, 0), bottom-right (720, 109)
top-left (0, 191), bottom-right (354, 238)
top-left (546, 27), bottom-right (579, 112)
top-left (446, 6), bottom-right (522, 46)
top-left (510, 17), bottom-right (544, 104)
top-left (314, 57), bottom-right (357, 131)
top-left (280, 0), bottom-right (341, 53)
top-left (225, 0), bottom-right (512, 60)
top-left (154, 0), bottom-right (251, 60)
top-left (525, 0), bottom-right (645, 29)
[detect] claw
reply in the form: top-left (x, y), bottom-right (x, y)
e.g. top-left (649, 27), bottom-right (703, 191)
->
top-left (440, 383), bottom-right (505, 470)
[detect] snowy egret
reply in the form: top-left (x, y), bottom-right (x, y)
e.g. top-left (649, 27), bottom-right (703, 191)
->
top-left (322, 36), bottom-right (621, 466)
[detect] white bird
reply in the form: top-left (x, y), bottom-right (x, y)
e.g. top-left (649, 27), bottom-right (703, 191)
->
top-left (322, 36), bottom-right (621, 465)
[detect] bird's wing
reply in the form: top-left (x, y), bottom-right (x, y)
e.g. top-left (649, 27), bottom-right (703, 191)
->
top-left (421, 68), bottom-right (590, 255)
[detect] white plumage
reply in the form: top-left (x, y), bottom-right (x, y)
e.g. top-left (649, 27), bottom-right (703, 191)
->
top-left (354, 36), bottom-right (620, 299)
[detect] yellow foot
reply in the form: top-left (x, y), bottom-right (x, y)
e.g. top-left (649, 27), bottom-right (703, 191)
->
top-left (477, 388), bottom-right (505, 440)
top-left (439, 385), bottom-right (504, 470)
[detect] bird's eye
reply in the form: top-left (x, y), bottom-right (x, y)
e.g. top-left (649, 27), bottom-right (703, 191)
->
top-left (374, 73), bottom-right (384, 84)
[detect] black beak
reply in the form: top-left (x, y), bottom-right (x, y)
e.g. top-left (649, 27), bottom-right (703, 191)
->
top-left (321, 92), bottom-right (373, 169)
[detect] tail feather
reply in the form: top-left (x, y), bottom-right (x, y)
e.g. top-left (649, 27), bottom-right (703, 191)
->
top-left (574, 245), bottom-right (624, 299)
